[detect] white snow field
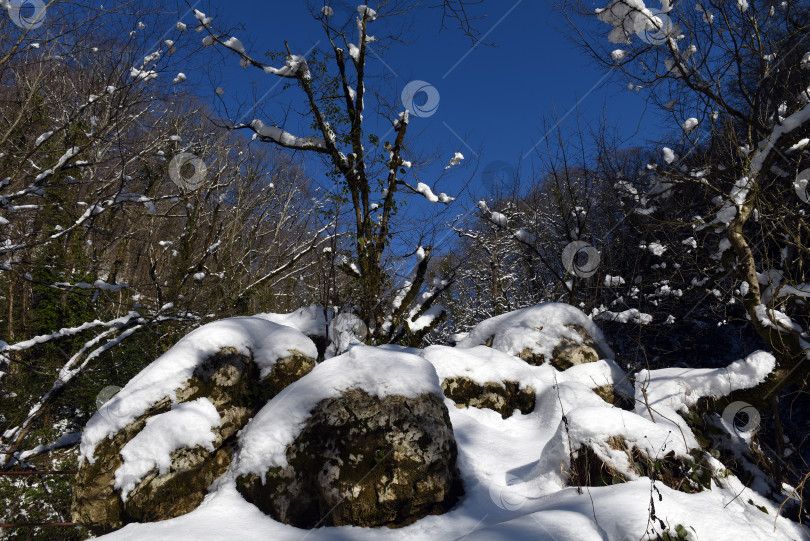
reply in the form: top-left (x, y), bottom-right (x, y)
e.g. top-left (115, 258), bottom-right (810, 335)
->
top-left (93, 306), bottom-right (807, 541)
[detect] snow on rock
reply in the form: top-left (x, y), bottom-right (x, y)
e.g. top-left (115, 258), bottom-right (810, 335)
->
top-left (80, 317), bottom-right (317, 464)
top-left (91, 340), bottom-right (805, 541)
top-left (227, 345), bottom-right (442, 478)
top-left (569, 405), bottom-right (696, 463)
top-left (85, 305), bottom-right (804, 541)
top-left (114, 398), bottom-right (220, 501)
top-left (635, 350), bottom-right (776, 414)
top-left (424, 345), bottom-right (539, 390)
top-left (254, 304), bottom-right (327, 337)
top-left (423, 344), bottom-right (632, 414)
top-left (456, 302), bottom-right (613, 362)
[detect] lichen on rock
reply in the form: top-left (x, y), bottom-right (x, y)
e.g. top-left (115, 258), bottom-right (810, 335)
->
top-left (72, 319), bottom-right (317, 535)
top-left (441, 377), bottom-right (535, 418)
top-left (235, 389), bottom-right (462, 528)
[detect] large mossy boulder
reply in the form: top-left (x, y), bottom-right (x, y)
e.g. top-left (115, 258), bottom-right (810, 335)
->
top-left (230, 346), bottom-right (463, 529)
top-left (72, 318), bottom-right (317, 535)
top-left (236, 390), bottom-right (461, 528)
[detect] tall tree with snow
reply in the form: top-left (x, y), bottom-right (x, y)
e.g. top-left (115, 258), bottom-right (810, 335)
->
top-left (193, 3), bottom-right (462, 345)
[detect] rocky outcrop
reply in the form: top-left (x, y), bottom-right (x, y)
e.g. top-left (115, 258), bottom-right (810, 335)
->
top-left (72, 347), bottom-right (316, 534)
top-left (235, 389), bottom-right (462, 528)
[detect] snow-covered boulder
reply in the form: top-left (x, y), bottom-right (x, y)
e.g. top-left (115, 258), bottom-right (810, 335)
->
top-left (422, 345), bottom-right (536, 418)
top-left (72, 318), bottom-right (317, 534)
top-left (537, 404), bottom-right (716, 493)
top-left (456, 303), bottom-right (613, 369)
top-left (256, 304), bottom-right (330, 357)
top-left (228, 345), bottom-right (462, 528)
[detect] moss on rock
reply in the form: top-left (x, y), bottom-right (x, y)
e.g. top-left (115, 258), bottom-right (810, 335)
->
top-left (569, 436), bottom-right (716, 494)
top-left (72, 347), bottom-right (316, 534)
top-left (236, 389), bottom-right (463, 529)
top-left (441, 377), bottom-right (535, 418)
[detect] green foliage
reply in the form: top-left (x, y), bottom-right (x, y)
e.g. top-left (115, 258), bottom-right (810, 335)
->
top-left (374, 448), bottom-right (387, 464)
top-left (0, 449), bottom-right (86, 540)
top-left (654, 524), bottom-right (696, 540)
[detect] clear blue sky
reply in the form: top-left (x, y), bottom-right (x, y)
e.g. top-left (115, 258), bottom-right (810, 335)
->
top-left (195, 0), bottom-right (656, 198)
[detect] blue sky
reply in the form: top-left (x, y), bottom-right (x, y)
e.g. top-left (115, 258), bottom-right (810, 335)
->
top-left (196, 0), bottom-right (657, 198)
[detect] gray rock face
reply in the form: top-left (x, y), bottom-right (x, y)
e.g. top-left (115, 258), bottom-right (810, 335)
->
top-left (71, 348), bottom-right (316, 535)
top-left (235, 389), bottom-right (462, 529)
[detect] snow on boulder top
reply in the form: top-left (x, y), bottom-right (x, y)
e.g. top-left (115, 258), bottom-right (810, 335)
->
top-left (227, 345), bottom-right (442, 479)
top-left (455, 302), bottom-right (613, 361)
top-left (114, 398), bottom-right (220, 501)
top-left (567, 406), bottom-right (697, 468)
top-left (635, 350), bottom-right (776, 413)
top-left (423, 345), bottom-right (632, 401)
top-left (254, 304), bottom-right (327, 337)
top-left (422, 345), bottom-right (539, 386)
top-left (80, 317), bottom-right (317, 464)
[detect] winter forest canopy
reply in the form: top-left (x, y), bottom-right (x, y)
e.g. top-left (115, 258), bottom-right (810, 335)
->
top-left (0, 0), bottom-right (809, 539)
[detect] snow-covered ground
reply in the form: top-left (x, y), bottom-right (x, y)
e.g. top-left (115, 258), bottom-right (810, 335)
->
top-left (91, 306), bottom-right (807, 540)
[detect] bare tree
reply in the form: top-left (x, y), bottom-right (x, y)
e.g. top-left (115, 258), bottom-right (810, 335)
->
top-left (193, 1), bottom-right (464, 344)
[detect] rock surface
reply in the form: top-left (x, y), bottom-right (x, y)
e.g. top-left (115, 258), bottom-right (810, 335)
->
top-left (545, 324), bottom-right (605, 370)
top-left (71, 348), bottom-right (315, 534)
top-left (441, 377), bottom-right (535, 418)
top-left (235, 389), bottom-right (462, 528)
top-left (456, 303), bottom-right (613, 368)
